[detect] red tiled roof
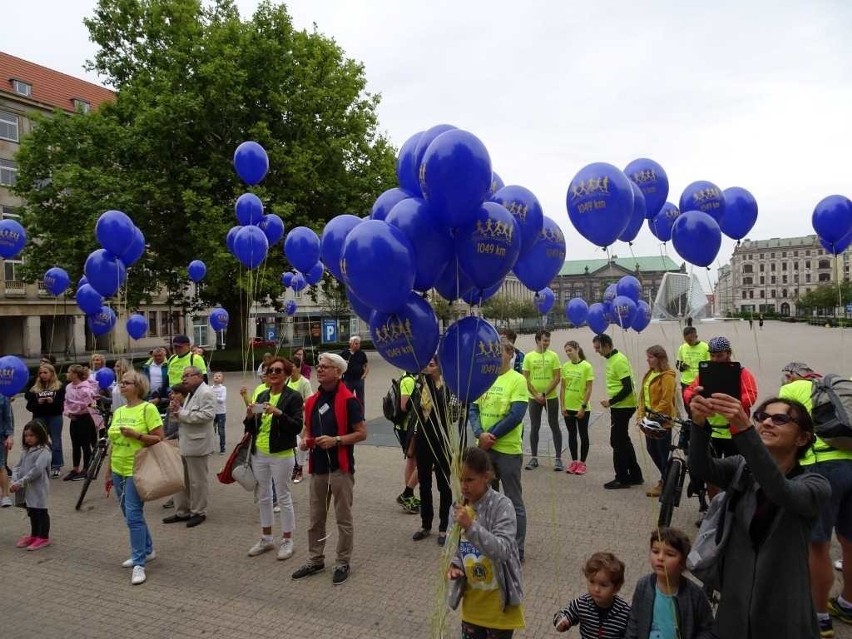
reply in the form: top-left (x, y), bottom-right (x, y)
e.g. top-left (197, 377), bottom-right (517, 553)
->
top-left (0, 51), bottom-right (114, 113)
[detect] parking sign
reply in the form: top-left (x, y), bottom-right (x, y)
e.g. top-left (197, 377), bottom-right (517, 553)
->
top-left (322, 318), bottom-right (337, 344)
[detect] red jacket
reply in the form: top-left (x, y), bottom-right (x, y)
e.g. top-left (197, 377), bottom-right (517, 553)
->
top-left (304, 381), bottom-right (355, 474)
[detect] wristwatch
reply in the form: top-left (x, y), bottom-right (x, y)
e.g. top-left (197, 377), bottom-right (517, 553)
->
top-left (335, 435), bottom-right (342, 446)
top-left (581, 404), bottom-right (588, 409)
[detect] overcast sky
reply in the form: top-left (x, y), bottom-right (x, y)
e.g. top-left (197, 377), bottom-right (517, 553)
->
top-left (5, 0), bottom-right (852, 289)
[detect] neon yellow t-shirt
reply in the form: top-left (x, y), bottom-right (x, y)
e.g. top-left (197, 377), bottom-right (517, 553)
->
top-left (459, 530), bottom-right (525, 630)
top-left (780, 379), bottom-right (852, 464)
top-left (255, 391), bottom-right (294, 458)
top-left (251, 383), bottom-right (269, 402)
top-left (605, 351), bottom-right (636, 408)
top-left (561, 360), bottom-right (594, 411)
top-left (643, 371), bottom-right (661, 409)
top-left (167, 352), bottom-right (208, 387)
top-left (286, 376), bottom-right (312, 401)
top-left (677, 341), bottom-right (710, 386)
top-left (475, 370), bottom-right (527, 455)
top-left (108, 401), bottom-right (163, 477)
top-left (522, 350), bottom-right (561, 399)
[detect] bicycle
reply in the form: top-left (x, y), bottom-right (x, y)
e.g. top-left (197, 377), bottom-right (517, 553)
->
top-left (75, 398), bottom-right (112, 511)
top-left (643, 410), bottom-right (709, 528)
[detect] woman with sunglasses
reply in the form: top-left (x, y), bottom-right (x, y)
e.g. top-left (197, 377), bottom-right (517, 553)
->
top-left (243, 357), bottom-right (304, 560)
top-left (688, 393), bottom-right (830, 639)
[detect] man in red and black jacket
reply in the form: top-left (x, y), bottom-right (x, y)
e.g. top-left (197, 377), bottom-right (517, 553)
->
top-left (291, 352), bottom-right (367, 586)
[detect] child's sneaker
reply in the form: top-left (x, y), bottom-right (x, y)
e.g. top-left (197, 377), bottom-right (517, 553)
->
top-left (575, 461), bottom-right (587, 475)
top-left (26, 537), bottom-right (50, 551)
top-left (819, 616), bottom-right (835, 637)
top-left (828, 597), bottom-right (852, 624)
top-left (16, 535), bottom-right (35, 548)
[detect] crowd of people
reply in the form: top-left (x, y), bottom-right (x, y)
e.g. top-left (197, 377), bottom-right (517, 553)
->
top-left (3, 323), bottom-right (852, 638)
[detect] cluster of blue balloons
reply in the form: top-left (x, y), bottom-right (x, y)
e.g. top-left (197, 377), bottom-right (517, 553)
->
top-left (812, 195), bottom-right (852, 255)
top-left (0, 218), bottom-right (27, 260)
top-left (564, 275), bottom-right (652, 335)
top-left (283, 228), bottom-right (325, 290)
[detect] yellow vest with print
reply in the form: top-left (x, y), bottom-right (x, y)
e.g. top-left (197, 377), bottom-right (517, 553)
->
top-left (475, 370), bottom-right (527, 455)
top-left (779, 379), bottom-right (852, 465)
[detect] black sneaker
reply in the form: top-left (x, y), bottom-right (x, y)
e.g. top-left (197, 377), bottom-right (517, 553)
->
top-left (292, 563), bottom-right (325, 580)
top-left (603, 480), bottom-right (631, 490)
top-left (332, 564), bottom-right (350, 585)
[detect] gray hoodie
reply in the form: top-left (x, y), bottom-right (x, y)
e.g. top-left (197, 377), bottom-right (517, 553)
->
top-left (448, 487), bottom-right (523, 611)
top-left (12, 445), bottom-right (52, 509)
top-left (625, 573), bottom-right (715, 639)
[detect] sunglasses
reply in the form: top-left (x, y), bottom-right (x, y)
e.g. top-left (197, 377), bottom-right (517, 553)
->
top-left (267, 367), bottom-right (285, 374)
top-left (753, 411), bottom-right (798, 426)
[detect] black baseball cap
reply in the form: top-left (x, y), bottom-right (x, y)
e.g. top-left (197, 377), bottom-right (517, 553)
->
top-left (172, 334), bottom-right (191, 345)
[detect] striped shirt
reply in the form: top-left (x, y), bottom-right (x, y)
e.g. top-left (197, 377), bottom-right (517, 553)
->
top-left (553, 593), bottom-right (631, 639)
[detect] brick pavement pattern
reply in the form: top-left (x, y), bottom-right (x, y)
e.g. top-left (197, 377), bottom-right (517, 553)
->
top-left (2, 321), bottom-right (852, 637)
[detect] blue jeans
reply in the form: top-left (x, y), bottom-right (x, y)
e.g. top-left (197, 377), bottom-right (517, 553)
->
top-left (214, 414), bottom-right (226, 452)
top-left (112, 472), bottom-right (153, 566)
top-left (43, 415), bottom-right (64, 470)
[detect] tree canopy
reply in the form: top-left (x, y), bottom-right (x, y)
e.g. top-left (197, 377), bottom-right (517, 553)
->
top-left (14, 0), bottom-right (396, 337)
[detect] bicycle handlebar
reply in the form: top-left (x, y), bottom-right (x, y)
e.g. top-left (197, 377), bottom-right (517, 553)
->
top-left (645, 409), bottom-right (691, 427)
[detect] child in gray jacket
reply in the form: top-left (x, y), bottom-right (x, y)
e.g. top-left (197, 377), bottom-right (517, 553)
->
top-left (10, 421), bottom-right (53, 551)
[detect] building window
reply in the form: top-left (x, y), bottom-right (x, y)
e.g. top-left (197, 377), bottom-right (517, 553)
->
top-left (819, 259), bottom-right (831, 269)
top-left (0, 159), bottom-right (16, 186)
top-left (760, 276), bottom-right (765, 285)
top-left (781, 263), bottom-right (787, 271)
top-left (759, 264), bottom-right (765, 272)
top-left (759, 253), bottom-right (765, 259)
top-left (742, 264), bottom-right (753, 274)
top-left (794, 262), bottom-right (799, 270)
top-left (770, 290), bottom-right (776, 298)
top-left (743, 277), bottom-right (753, 285)
top-left (770, 263), bottom-right (776, 271)
top-left (782, 275), bottom-right (788, 283)
top-left (771, 276), bottom-right (776, 284)
top-left (742, 290), bottom-right (748, 300)
top-left (782, 251), bottom-right (786, 257)
top-left (72, 99), bottom-right (91, 114)
top-left (771, 252), bottom-right (775, 258)
top-left (0, 110), bottom-right (18, 142)
top-left (11, 79), bottom-right (31, 97)
top-left (806, 273), bottom-right (812, 283)
top-left (819, 273), bottom-right (831, 282)
top-left (806, 250), bottom-right (811, 256)
top-left (147, 311), bottom-right (159, 337)
top-left (794, 251), bottom-right (798, 257)
top-left (805, 261), bottom-right (811, 269)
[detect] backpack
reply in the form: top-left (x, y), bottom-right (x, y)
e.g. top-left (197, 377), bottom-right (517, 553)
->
top-left (383, 374), bottom-right (413, 427)
top-left (687, 457), bottom-right (747, 591)
top-left (810, 374), bottom-right (852, 450)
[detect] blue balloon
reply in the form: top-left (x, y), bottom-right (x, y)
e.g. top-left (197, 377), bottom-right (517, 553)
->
top-left (616, 275), bottom-right (642, 303)
top-left (566, 162), bottom-right (633, 248)
top-left (187, 259), bottom-right (206, 283)
top-left (126, 313), bottom-right (148, 340)
top-left (534, 287), bottom-right (555, 314)
top-left (226, 225), bottom-right (241, 255)
top-left (420, 129), bottom-right (492, 229)
top-left (77, 276), bottom-right (88, 288)
top-left (0, 218), bottom-right (26, 259)
top-left (587, 303), bottom-right (610, 335)
top-left (618, 182), bottom-right (647, 243)
top-left (820, 229), bottom-right (852, 255)
top-left (304, 262), bottom-right (324, 285)
top-left (291, 272), bottom-right (307, 292)
top-left (565, 297), bottom-right (589, 326)
top-left (671, 210), bottom-right (722, 268)
top-left (369, 293), bottom-right (439, 373)
top-left (87, 306), bottom-right (117, 337)
top-left (434, 256), bottom-right (474, 302)
top-left (812, 195), bottom-right (852, 244)
top-left (284, 226), bottom-right (321, 273)
top-left (260, 213), bottom-right (286, 245)
top-left (0, 356), bottom-right (29, 397)
top-left (235, 193), bottom-right (264, 226)
top-left (281, 271), bottom-right (294, 288)
top-left (346, 286), bottom-right (372, 322)
top-left (321, 214), bottom-right (362, 281)
top-left (680, 181), bottom-right (726, 223)
top-left (489, 171), bottom-right (505, 198)
top-left (624, 158), bottom-right (669, 218)
top-left (284, 300), bottom-right (298, 317)
top-left (386, 198), bottom-right (453, 291)
top-left (43, 267), bottom-right (70, 296)
top-left (233, 225), bottom-right (269, 269)
top-left (84, 249), bottom-right (127, 297)
top-left (371, 188), bottom-right (411, 222)
top-left (76, 283), bottom-right (104, 315)
top-left (491, 185), bottom-right (545, 254)
top-left (461, 282), bottom-right (502, 306)
top-left (95, 210), bottom-right (134, 259)
top-left (438, 316), bottom-right (502, 404)
top-left (120, 226), bottom-right (145, 266)
top-left (396, 132), bottom-right (424, 197)
top-left (233, 141), bottom-right (269, 185)
top-left (612, 295), bottom-right (637, 329)
top-left (648, 202), bottom-right (681, 242)
top-left (720, 187), bottom-right (758, 241)
top-left (513, 216), bottom-right (566, 291)
top-left (94, 367), bottom-right (115, 391)
top-left (413, 124), bottom-right (457, 187)
top-left (209, 307), bottom-right (229, 331)
top-left (632, 300), bottom-right (652, 333)
top-left (456, 202), bottom-right (521, 290)
top-left (341, 220), bottom-right (415, 313)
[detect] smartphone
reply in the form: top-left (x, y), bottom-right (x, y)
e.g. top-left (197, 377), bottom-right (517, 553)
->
top-left (252, 403), bottom-right (265, 414)
top-left (698, 361), bottom-right (742, 401)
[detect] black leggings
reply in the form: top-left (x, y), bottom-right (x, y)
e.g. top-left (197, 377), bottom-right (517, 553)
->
top-left (27, 507), bottom-right (50, 538)
top-left (415, 431), bottom-right (453, 533)
top-left (69, 415), bottom-right (97, 469)
top-left (528, 397), bottom-right (561, 457)
top-left (563, 410), bottom-right (590, 462)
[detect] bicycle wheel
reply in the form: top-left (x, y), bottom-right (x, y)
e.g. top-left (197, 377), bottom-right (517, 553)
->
top-left (657, 458), bottom-right (683, 528)
top-left (75, 446), bottom-right (104, 511)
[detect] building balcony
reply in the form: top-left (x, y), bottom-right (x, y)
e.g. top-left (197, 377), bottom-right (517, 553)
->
top-left (3, 279), bottom-right (26, 296)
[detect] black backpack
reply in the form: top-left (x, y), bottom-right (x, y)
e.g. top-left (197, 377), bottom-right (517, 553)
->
top-left (383, 374), bottom-right (413, 427)
top-left (811, 374), bottom-right (852, 450)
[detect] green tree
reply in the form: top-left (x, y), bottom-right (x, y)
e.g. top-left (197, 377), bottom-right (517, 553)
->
top-left (13, 0), bottom-right (396, 344)
top-left (796, 283), bottom-right (852, 314)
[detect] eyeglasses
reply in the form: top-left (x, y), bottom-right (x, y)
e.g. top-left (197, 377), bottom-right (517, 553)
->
top-left (181, 373), bottom-right (199, 379)
top-left (120, 380), bottom-right (136, 386)
top-left (753, 411), bottom-right (798, 426)
top-left (315, 364), bottom-right (332, 371)
top-left (267, 367), bottom-right (285, 374)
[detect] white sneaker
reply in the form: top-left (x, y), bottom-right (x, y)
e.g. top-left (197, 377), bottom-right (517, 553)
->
top-left (131, 565), bottom-right (146, 585)
top-left (122, 550), bottom-right (157, 568)
top-left (248, 539), bottom-right (275, 557)
top-left (277, 538), bottom-right (294, 561)
top-left (273, 505), bottom-right (281, 513)
top-left (0, 496), bottom-right (11, 508)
